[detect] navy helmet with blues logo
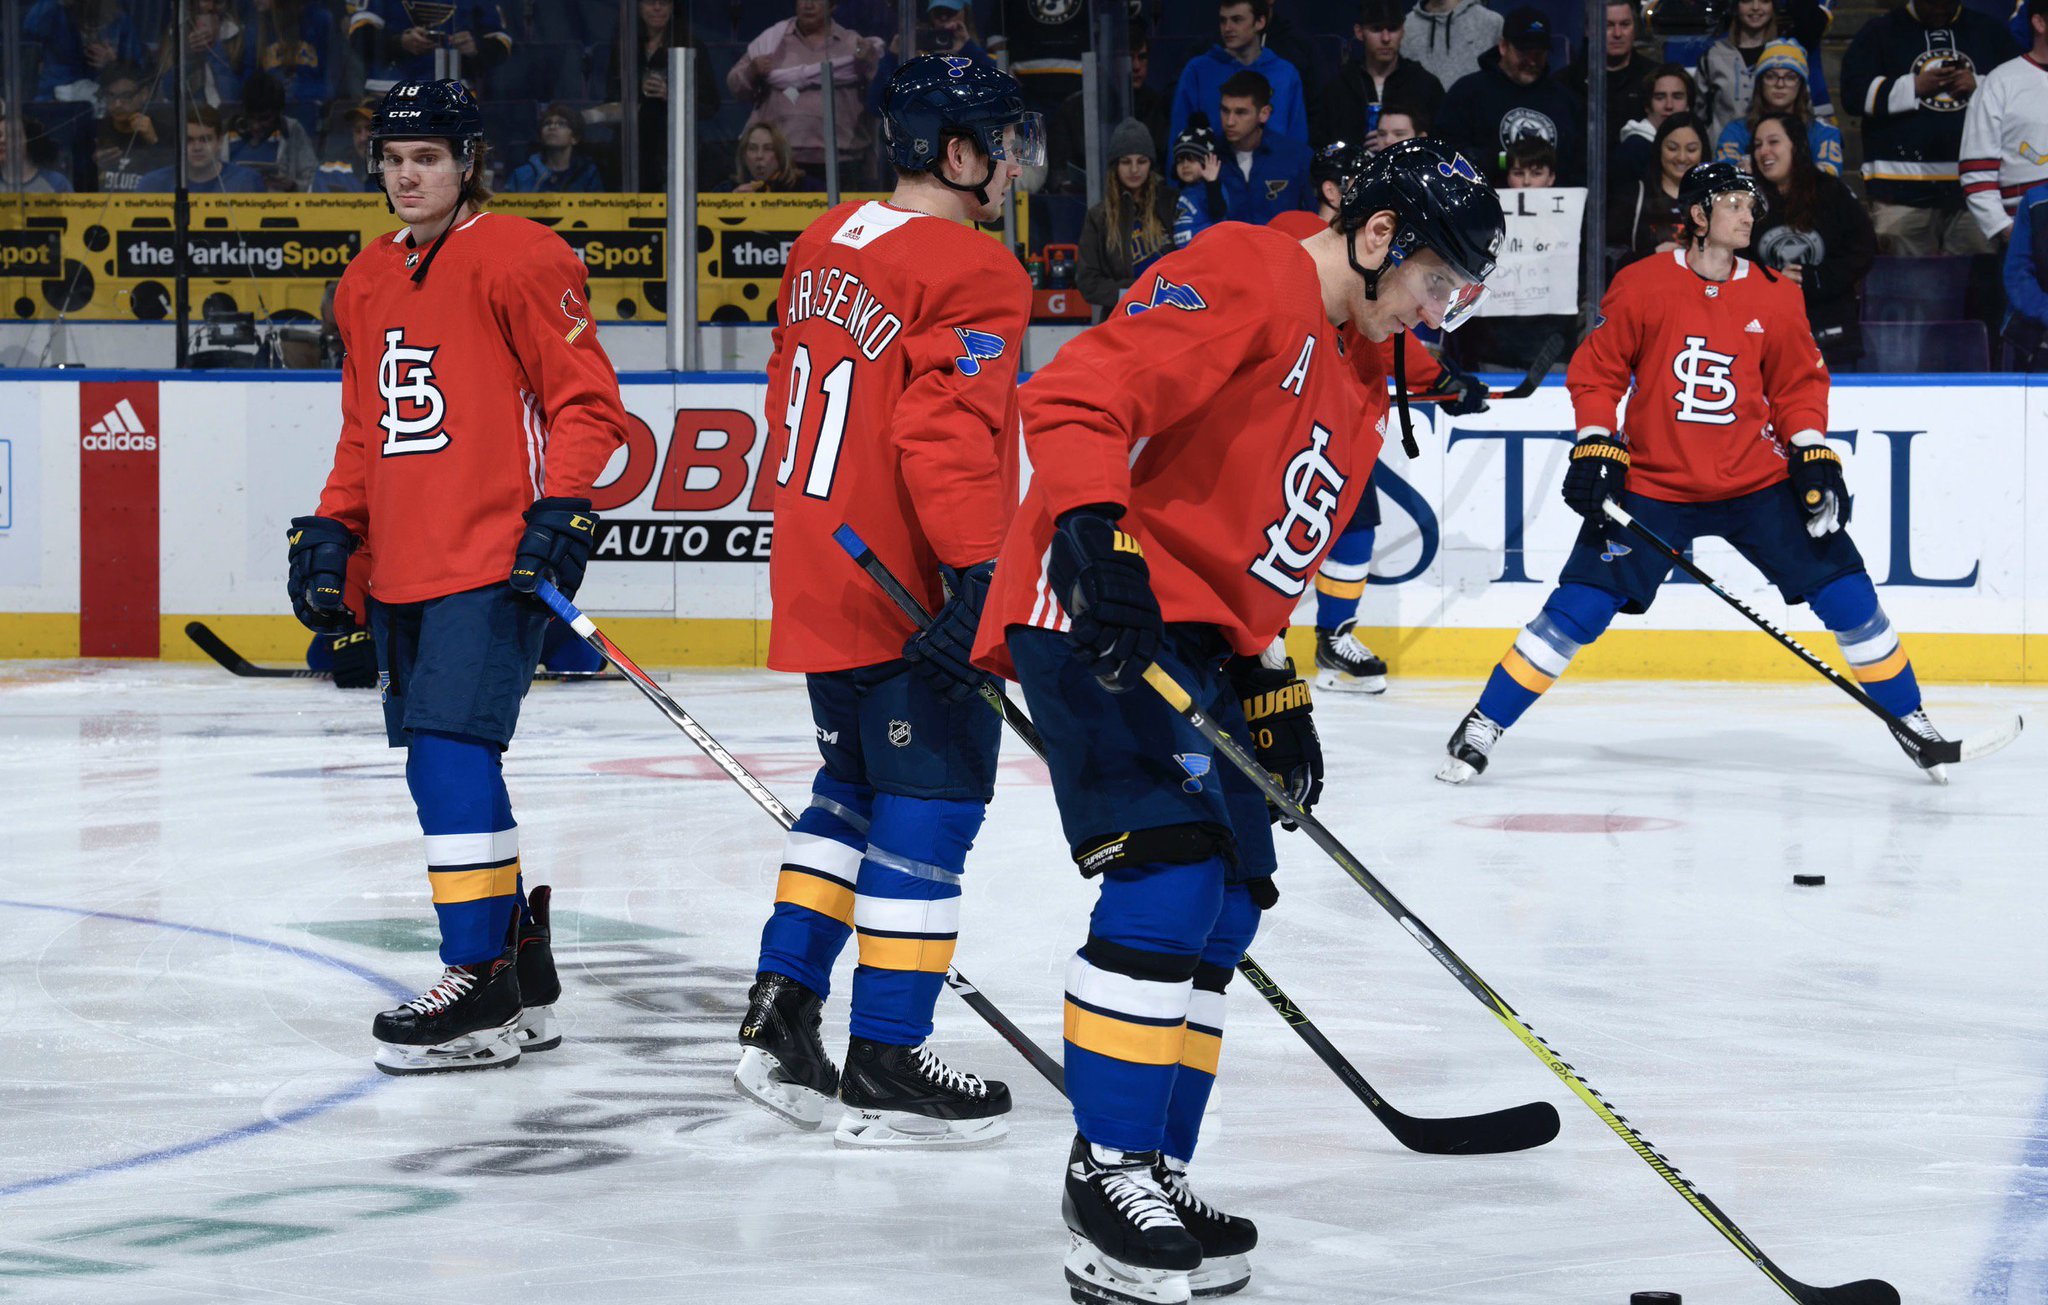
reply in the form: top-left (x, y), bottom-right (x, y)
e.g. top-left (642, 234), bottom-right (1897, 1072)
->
top-left (1337, 138), bottom-right (1506, 330)
top-left (879, 54), bottom-right (1045, 205)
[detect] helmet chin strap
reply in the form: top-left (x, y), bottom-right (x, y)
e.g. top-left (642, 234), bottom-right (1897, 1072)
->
top-left (935, 154), bottom-right (998, 209)
top-left (1347, 229), bottom-right (1421, 458)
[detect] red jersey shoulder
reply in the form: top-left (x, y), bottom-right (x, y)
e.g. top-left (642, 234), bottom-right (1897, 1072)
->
top-left (1266, 209), bottom-right (1329, 240)
top-left (1138, 222), bottom-right (1320, 323)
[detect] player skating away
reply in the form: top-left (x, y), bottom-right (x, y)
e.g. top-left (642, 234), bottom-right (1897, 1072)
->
top-left (732, 55), bottom-right (1042, 1149)
top-left (285, 80), bottom-right (629, 1074)
top-left (1271, 142), bottom-right (1492, 694)
top-left (1439, 160), bottom-right (1951, 785)
top-left (971, 140), bottom-right (1503, 1302)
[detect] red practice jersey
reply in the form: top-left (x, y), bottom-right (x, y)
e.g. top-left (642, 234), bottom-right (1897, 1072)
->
top-left (765, 200), bottom-right (1031, 673)
top-left (1568, 249), bottom-right (1829, 502)
top-left (972, 222), bottom-right (1378, 678)
top-left (316, 212), bottom-right (629, 604)
top-left (1265, 210), bottom-right (1442, 393)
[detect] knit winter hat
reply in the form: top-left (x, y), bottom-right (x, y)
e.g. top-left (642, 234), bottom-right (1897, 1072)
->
top-left (1108, 117), bottom-right (1154, 164)
top-left (1753, 40), bottom-right (1810, 84)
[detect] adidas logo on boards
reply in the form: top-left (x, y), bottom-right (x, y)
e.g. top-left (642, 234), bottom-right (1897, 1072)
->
top-left (1744, 319), bottom-right (1763, 333)
top-left (84, 398), bottom-right (156, 451)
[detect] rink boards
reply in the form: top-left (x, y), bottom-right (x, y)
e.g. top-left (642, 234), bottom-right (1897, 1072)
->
top-left (0, 370), bottom-right (2044, 680)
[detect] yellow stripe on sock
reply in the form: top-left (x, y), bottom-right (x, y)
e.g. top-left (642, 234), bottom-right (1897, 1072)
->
top-left (429, 859), bottom-right (521, 905)
top-left (1064, 1001), bottom-right (1185, 1066)
top-left (1501, 648), bottom-right (1556, 694)
top-left (776, 867), bottom-right (855, 925)
top-left (1179, 1027), bottom-right (1222, 1075)
top-left (855, 930), bottom-right (957, 974)
top-left (1851, 646), bottom-right (1911, 684)
top-left (1314, 575), bottom-right (1368, 601)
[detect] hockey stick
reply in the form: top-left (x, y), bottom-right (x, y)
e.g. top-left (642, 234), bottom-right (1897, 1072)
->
top-left (526, 580), bottom-right (1067, 1095)
top-left (1139, 660), bottom-right (1898, 1305)
top-left (183, 621), bottom-right (624, 684)
top-left (1408, 332), bottom-right (1565, 404)
top-left (1600, 501), bottom-right (2022, 771)
top-left (831, 523), bottom-right (1558, 1156)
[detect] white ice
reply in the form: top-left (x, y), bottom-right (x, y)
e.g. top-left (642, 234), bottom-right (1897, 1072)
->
top-left (1, 661), bottom-right (2043, 1304)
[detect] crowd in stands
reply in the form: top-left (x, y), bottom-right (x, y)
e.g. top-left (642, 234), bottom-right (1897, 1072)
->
top-left (1, 0), bottom-right (2044, 367)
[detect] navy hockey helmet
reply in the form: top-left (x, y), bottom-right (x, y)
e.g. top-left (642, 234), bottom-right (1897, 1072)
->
top-left (1337, 138), bottom-right (1505, 331)
top-left (881, 54), bottom-right (1045, 205)
top-left (366, 79), bottom-right (486, 197)
top-left (1676, 159), bottom-right (1766, 237)
top-left (1311, 139), bottom-right (1369, 191)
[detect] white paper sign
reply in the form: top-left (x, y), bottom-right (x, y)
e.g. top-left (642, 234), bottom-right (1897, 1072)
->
top-left (1479, 187), bottom-right (1587, 318)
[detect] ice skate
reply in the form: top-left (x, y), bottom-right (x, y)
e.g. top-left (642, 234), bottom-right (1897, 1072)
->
top-left (1155, 1156), bottom-right (1256, 1297)
top-left (1897, 708), bottom-right (1950, 786)
top-left (1436, 707), bottom-right (1503, 784)
top-left (834, 1038), bottom-right (1010, 1148)
top-left (1063, 1134), bottom-right (1199, 1304)
top-left (1314, 620), bottom-right (1388, 694)
top-left (372, 954), bottom-right (522, 1076)
top-left (513, 884), bottom-right (561, 1052)
top-left (734, 971), bottom-right (840, 1130)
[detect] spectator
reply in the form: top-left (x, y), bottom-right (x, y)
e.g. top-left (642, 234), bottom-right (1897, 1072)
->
top-left (1402, 0), bottom-right (1504, 94)
top-left (1715, 40), bottom-right (1843, 175)
top-left (1744, 111), bottom-right (1877, 370)
top-left (731, 0), bottom-right (885, 183)
top-left (1078, 118), bottom-right (1178, 314)
top-left (0, 111), bottom-right (75, 192)
top-left (1317, 0), bottom-right (1445, 148)
top-left (227, 70), bottom-right (318, 190)
top-left (870, 0), bottom-right (994, 117)
top-left (988, 0), bottom-right (1086, 119)
top-left (2003, 180), bottom-right (2048, 367)
top-left (1171, 0), bottom-right (1310, 147)
top-left (24, 0), bottom-right (143, 101)
top-left (1505, 134), bottom-right (1556, 186)
top-left (92, 63), bottom-right (171, 192)
top-left (308, 99), bottom-right (371, 192)
top-left (1616, 62), bottom-right (1697, 182)
top-left (1051, 24), bottom-right (1169, 193)
top-left (1213, 68), bottom-right (1313, 223)
top-left (505, 102), bottom-right (604, 192)
top-left (1452, 136), bottom-right (1575, 370)
top-left (1843, 0), bottom-right (2020, 255)
top-left (598, 0), bottom-right (720, 194)
top-left (1611, 110), bottom-right (1705, 264)
top-left (139, 105), bottom-right (263, 191)
top-left (1695, 0), bottom-right (1780, 141)
top-left (348, 0), bottom-right (511, 93)
top-left (1436, 8), bottom-right (1584, 183)
top-left (1958, 0), bottom-right (2048, 243)
top-left (1367, 100), bottom-right (1430, 148)
top-left (725, 121), bottom-right (820, 193)
top-left (1562, 0), bottom-right (1657, 148)
top-left (1171, 114), bottom-right (1226, 246)
top-left (154, 0), bottom-right (248, 110)
top-left (248, 0), bottom-right (339, 125)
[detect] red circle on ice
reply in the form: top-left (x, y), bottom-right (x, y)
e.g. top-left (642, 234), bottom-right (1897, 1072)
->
top-left (1455, 813), bottom-right (1683, 833)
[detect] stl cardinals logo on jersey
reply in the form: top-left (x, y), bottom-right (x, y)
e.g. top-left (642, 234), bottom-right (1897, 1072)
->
top-left (378, 327), bottom-right (450, 455)
top-left (1671, 335), bottom-right (1738, 426)
top-left (560, 288), bottom-right (589, 343)
top-left (1126, 275), bottom-right (1208, 316)
top-left (1248, 422), bottom-right (1346, 596)
top-left (952, 327), bottom-right (1007, 376)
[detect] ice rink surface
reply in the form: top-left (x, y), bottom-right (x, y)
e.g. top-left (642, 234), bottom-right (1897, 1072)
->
top-left (1, 660), bottom-right (2043, 1304)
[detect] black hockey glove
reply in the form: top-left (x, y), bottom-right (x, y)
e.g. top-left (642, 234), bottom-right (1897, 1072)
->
top-left (903, 560), bottom-right (996, 703)
top-left (1048, 506), bottom-right (1163, 694)
top-left (1785, 433), bottom-right (1850, 537)
top-left (1434, 364), bottom-right (1491, 416)
top-left (1562, 432), bottom-right (1630, 521)
top-left (286, 515), bottom-right (357, 633)
top-left (509, 497), bottom-right (600, 601)
top-left (1230, 652), bottom-right (1323, 831)
top-left (327, 627), bottom-right (379, 690)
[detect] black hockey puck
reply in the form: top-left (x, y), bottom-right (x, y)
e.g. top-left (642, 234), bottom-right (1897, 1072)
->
top-left (1792, 874), bottom-right (1826, 886)
top-left (1630, 1294), bottom-right (1682, 1304)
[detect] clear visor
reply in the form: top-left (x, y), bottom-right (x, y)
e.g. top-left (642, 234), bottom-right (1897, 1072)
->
top-left (1710, 188), bottom-right (1766, 219)
top-left (993, 113), bottom-right (1047, 169)
top-left (1416, 262), bottom-right (1489, 333)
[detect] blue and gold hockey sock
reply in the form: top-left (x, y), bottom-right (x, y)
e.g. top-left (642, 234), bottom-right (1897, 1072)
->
top-left (1064, 857), bottom-right (1225, 1155)
top-left (1476, 583), bottom-right (1624, 728)
top-left (847, 795), bottom-right (985, 1047)
top-left (1314, 527), bottom-right (1375, 630)
top-left (757, 769), bottom-right (873, 1000)
top-left (1809, 574), bottom-right (1923, 718)
top-left (1163, 883), bottom-right (1261, 1163)
top-left (407, 730), bottom-right (521, 968)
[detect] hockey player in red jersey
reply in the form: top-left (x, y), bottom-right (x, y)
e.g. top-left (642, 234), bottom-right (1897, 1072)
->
top-left (970, 140), bottom-right (1504, 1301)
top-left (1440, 160), bottom-right (1952, 784)
top-left (731, 55), bottom-right (1043, 1149)
top-left (286, 80), bottom-right (629, 1074)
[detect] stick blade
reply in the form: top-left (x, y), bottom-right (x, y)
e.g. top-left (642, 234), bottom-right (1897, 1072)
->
top-left (1388, 1099), bottom-right (1560, 1155)
top-left (1958, 714), bottom-right (2023, 764)
top-left (1789, 1277), bottom-right (1900, 1305)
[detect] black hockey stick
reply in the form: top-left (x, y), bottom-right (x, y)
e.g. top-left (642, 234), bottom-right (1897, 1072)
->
top-left (831, 523), bottom-right (1558, 1156)
top-left (1600, 500), bottom-right (2022, 772)
top-left (1140, 660), bottom-right (1898, 1305)
top-left (1409, 332), bottom-right (1565, 404)
top-left (183, 620), bottom-right (624, 684)
top-left (528, 580), bottom-right (1066, 1095)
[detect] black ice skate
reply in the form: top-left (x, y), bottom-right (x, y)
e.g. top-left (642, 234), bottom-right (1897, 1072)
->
top-left (513, 885), bottom-right (561, 1052)
top-left (1314, 620), bottom-right (1388, 694)
top-left (834, 1037), bottom-right (1011, 1149)
top-left (372, 954), bottom-right (522, 1076)
top-left (1063, 1134), bottom-right (1201, 1305)
top-left (1436, 707), bottom-right (1504, 785)
top-left (1154, 1156), bottom-right (1257, 1297)
top-left (733, 971), bottom-right (839, 1130)
top-left (1896, 708), bottom-right (1950, 786)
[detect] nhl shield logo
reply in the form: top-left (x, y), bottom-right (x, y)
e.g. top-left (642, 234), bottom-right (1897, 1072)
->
top-left (888, 719), bottom-right (913, 748)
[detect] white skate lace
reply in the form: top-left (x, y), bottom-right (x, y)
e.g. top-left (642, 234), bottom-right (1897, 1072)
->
top-left (912, 1043), bottom-right (985, 1098)
top-left (1096, 1159), bottom-right (1182, 1232)
top-left (403, 966), bottom-right (476, 1016)
top-left (1333, 627), bottom-right (1377, 667)
top-left (1159, 1164), bottom-right (1222, 1222)
top-left (1460, 712), bottom-right (1504, 752)
top-left (1902, 709), bottom-right (1943, 742)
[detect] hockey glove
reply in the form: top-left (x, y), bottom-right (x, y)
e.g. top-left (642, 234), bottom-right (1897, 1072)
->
top-left (1562, 431), bottom-right (1630, 521)
top-left (510, 497), bottom-right (600, 600)
top-left (327, 627), bottom-right (379, 690)
top-left (1434, 365), bottom-right (1491, 416)
top-left (286, 515), bottom-right (357, 633)
top-left (903, 560), bottom-right (997, 703)
top-left (1230, 652), bottom-right (1323, 830)
top-left (1786, 432), bottom-right (1850, 537)
top-left (1048, 506), bottom-right (1163, 694)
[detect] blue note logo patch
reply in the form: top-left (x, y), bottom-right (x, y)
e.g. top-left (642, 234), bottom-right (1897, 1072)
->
top-left (1173, 752), bottom-right (1212, 794)
top-left (953, 327), bottom-right (1007, 377)
top-left (1126, 275), bottom-right (1208, 316)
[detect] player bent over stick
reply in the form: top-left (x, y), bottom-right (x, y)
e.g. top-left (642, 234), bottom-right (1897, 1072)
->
top-left (286, 80), bottom-right (629, 1074)
top-left (1441, 160), bottom-right (1954, 786)
top-left (969, 140), bottom-right (1504, 1303)
top-left (731, 55), bottom-right (1043, 1149)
